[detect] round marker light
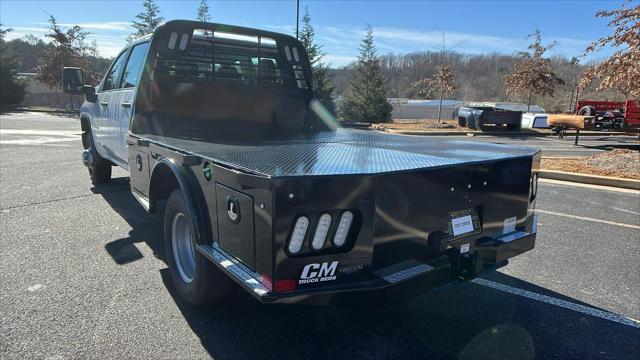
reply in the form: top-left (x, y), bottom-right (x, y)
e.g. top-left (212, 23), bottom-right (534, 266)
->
top-left (311, 214), bottom-right (332, 250)
top-left (288, 216), bottom-right (309, 254)
top-left (532, 173), bottom-right (538, 197)
top-left (333, 211), bottom-right (354, 247)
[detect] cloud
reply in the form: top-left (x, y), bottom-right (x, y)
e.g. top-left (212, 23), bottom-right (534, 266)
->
top-left (7, 26), bottom-right (49, 34)
top-left (323, 54), bottom-right (357, 67)
top-left (60, 22), bottom-right (131, 32)
top-left (32, 21), bottom-right (131, 32)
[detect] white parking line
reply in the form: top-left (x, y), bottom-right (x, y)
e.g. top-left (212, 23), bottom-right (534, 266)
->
top-left (0, 129), bottom-right (79, 136)
top-left (0, 129), bottom-right (80, 145)
top-left (536, 209), bottom-right (640, 230)
top-left (472, 278), bottom-right (640, 329)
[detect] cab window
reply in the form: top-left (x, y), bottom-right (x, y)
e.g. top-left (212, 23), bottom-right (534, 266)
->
top-left (121, 42), bottom-right (149, 89)
top-left (102, 50), bottom-right (127, 91)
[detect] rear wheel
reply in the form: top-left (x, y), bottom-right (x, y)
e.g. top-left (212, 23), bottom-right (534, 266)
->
top-left (164, 188), bottom-right (232, 306)
top-left (474, 116), bottom-right (483, 131)
top-left (578, 105), bottom-right (596, 116)
top-left (83, 129), bottom-right (111, 185)
top-left (457, 116), bottom-right (467, 127)
top-left (466, 116), bottom-right (476, 130)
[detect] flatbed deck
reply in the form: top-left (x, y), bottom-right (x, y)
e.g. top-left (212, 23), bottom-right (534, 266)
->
top-left (141, 129), bottom-right (539, 178)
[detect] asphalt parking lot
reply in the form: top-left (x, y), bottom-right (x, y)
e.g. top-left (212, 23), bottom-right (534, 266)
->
top-left (422, 133), bottom-right (640, 158)
top-left (1, 112), bottom-right (639, 359)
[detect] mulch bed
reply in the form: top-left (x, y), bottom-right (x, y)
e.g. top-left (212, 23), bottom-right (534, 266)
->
top-left (542, 149), bottom-right (640, 180)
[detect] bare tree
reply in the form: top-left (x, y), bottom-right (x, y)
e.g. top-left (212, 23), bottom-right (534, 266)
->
top-left (579, 2), bottom-right (639, 100)
top-left (504, 30), bottom-right (564, 111)
top-left (35, 16), bottom-right (97, 109)
top-left (36, 16), bottom-right (97, 89)
top-left (412, 32), bottom-right (458, 122)
top-left (413, 64), bottom-right (457, 122)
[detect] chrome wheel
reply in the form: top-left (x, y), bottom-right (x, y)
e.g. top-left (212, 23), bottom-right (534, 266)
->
top-left (171, 212), bottom-right (196, 283)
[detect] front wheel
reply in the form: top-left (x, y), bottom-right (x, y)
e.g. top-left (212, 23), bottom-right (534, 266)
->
top-left (82, 129), bottom-right (111, 185)
top-left (164, 188), bottom-right (232, 306)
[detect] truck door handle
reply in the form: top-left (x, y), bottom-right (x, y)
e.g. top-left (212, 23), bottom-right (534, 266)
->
top-left (121, 102), bottom-right (132, 108)
top-left (227, 197), bottom-right (241, 224)
top-left (100, 101), bottom-right (109, 106)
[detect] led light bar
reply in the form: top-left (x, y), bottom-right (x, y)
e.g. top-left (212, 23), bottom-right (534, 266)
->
top-left (288, 216), bottom-right (309, 254)
top-left (333, 211), bottom-right (354, 247)
top-left (311, 214), bottom-right (332, 250)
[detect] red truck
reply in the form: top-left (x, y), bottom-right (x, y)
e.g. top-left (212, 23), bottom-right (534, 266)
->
top-left (575, 100), bottom-right (640, 132)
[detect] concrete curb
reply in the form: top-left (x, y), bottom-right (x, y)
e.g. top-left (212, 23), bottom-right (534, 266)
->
top-left (4, 108), bottom-right (79, 115)
top-left (538, 170), bottom-right (640, 190)
top-left (385, 129), bottom-right (629, 137)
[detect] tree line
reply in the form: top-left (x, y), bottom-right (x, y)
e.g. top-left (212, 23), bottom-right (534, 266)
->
top-left (1, 0), bottom-right (637, 121)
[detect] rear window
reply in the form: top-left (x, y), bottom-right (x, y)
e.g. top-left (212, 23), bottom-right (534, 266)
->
top-left (156, 29), bottom-right (308, 90)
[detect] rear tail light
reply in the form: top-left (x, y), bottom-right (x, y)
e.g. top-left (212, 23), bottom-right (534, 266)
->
top-left (288, 216), bottom-right (309, 254)
top-left (311, 214), bottom-right (332, 250)
top-left (333, 211), bottom-right (354, 247)
top-left (274, 279), bottom-right (296, 292)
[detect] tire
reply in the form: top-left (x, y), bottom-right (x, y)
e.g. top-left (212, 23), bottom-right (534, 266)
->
top-left (466, 116), bottom-right (476, 130)
top-left (457, 116), bottom-right (467, 127)
top-left (164, 188), bottom-right (232, 306)
top-left (474, 116), bottom-right (483, 131)
top-left (83, 129), bottom-right (111, 185)
top-left (507, 123), bottom-right (521, 130)
top-left (578, 105), bottom-right (596, 116)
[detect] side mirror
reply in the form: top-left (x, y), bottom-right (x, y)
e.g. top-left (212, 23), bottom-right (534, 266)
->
top-left (83, 85), bottom-right (97, 103)
top-left (62, 67), bottom-right (85, 95)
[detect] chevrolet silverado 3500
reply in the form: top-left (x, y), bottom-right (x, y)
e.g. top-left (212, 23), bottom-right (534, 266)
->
top-left (63, 21), bottom-right (540, 306)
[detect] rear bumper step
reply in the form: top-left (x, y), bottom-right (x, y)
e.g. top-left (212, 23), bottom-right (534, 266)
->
top-left (475, 218), bottom-right (537, 263)
top-left (197, 218), bottom-right (537, 305)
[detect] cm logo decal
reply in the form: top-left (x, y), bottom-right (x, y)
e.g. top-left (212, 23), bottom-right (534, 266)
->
top-left (299, 261), bottom-right (338, 284)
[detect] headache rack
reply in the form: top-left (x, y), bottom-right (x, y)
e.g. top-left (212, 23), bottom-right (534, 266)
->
top-left (154, 26), bottom-right (308, 89)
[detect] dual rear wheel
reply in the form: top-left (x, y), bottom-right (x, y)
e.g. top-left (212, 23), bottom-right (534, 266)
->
top-left (164, 188), bottom-right (233, 306)
top-left (83, 126), bottom-right (231, 305)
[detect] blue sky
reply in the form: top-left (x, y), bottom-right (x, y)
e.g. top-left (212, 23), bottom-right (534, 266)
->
top-left (0, 0), bottom-right (627, 67)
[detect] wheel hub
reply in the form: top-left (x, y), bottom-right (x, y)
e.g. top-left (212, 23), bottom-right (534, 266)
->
top-left (171, 212), bottom-right (196, 283)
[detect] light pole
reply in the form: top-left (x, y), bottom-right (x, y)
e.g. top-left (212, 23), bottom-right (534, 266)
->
top-left (296, 0), bottom-right (300, 39)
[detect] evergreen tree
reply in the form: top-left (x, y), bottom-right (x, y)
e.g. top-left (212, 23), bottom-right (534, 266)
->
top-left (339, 25), bottom-right (392, 123)
top-left (0, 24), bottom-right (26, 106)
top-left (299, 7), bottom-right (335, 115)
top-left (131, 0), bottom-right (164, 39)
top-left (197, 0), bottom-right (211, 22)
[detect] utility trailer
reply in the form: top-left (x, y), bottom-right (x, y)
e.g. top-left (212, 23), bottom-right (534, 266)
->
top-left (63, 21), bottom-right (540, 306)
top-left (575, 99), bottom-right (640, 132)
top-left (458, 103), bottom-right (523, 131)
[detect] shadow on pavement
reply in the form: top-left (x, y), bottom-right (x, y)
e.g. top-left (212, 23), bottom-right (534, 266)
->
top-left (93, 177), bottom-right (165, 264)
top-left (96, 177), bottom-right (640, 360)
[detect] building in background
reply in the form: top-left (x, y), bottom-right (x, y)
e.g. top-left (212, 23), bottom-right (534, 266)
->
top-left (17, 73), bottom-right (83, 109)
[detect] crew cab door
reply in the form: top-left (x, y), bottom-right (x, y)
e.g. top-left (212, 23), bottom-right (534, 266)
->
top-left (96, 49), bottom-right (128, 161)
top-left (114, 42), bottom-right (149, 164)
